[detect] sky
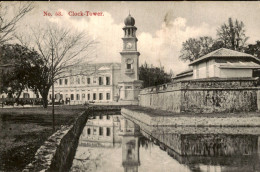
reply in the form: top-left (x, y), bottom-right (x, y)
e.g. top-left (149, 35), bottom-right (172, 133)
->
top-left (3, 1), bottom-right (260, 74)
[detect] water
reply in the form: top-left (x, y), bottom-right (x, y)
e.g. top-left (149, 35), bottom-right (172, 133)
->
top-left (70, 113), bottom-right (260, 172)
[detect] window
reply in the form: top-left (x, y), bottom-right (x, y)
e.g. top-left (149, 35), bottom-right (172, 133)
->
top-left (106, 128), bottom-right (111, 136)
top-left (76, 77), bottom-right (80, 84)
top-left (87, 78), bottom-right (91, 84)
top-left (65, 79), bottom-right (68, 85)
top-left (23, 93), bottom-right (30, 98)
top-left (82, 93), bottom-right (85, 99)
top-left (76, 94), bottom-right (80, 100)
top-left (106, 77), bottom-right (110, 85)
top-left (49, 94), bottom-right (52, 99)
top-left (70, 77), bottom-right (74, 85)
top-left (71, 94), bottom-right (74, 100)
top-left (59, 79), bottom-right (63, 85)
top-left (106, 93), bottom-right (110, 100)
top-left (99, 93), bottom-right (103, 100)
top-left (127, 64), bottom-right (131, 69)
top-left (82, 76), bottom-right (85, 84)
top-left (60, 94), bottom-right (63, 100)
top-left (99, 127), bottom-right (103, 136)
top-left (88, 94), bottom-right (90, 100)
top-left (99, 77), bottom-right (103, 85)
top-left (93, 93), bottom-right (96, 100)
top-left (87, 128), bottom-right (91, 135)
top-left (100, 114), bottom-right (103, 119)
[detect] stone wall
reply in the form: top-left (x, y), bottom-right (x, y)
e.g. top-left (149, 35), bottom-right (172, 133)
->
top-left (139, 78), bottom-right (260, 113)
top-left (23, 109), bottom-right (89, 172)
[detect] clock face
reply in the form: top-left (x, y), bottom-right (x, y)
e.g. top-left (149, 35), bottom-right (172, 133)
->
top-left (126, 42), bottom-right (132, 49)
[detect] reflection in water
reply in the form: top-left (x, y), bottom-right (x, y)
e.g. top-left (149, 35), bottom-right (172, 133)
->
top-left (70, 113), bottom-right (260, 172)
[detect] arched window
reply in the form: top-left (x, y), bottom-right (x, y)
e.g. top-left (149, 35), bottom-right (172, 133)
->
top-left (87, 128), bottom-right (91, 135)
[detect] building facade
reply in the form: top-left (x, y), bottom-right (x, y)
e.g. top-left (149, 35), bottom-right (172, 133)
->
top-left (49, 63), bottom-right (121, 105)
top-left (174, 48), bottom-right (260, 81)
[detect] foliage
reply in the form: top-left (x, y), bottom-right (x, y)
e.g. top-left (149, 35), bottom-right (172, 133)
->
top-left (179, 18), bottom-right (249, 62)
top-left (245, 41), bottom-right (260, 58)
top-left (217, 18), bottom-right (249, 51)
top-left (139, 62), bottom-right (172, 88)
top-left (179, 36), bottom-right (214, 62)
top-left (0, 44), bottom-right (42, 98)
top-left (14, 24), bottom-right (96, 108)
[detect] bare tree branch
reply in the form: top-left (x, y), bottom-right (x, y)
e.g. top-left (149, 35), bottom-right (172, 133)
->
top-left (0, 2), bottom-right (34, 45)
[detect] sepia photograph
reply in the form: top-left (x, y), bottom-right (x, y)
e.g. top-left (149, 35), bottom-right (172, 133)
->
top-left (0, 1), bottom-right (260, 172)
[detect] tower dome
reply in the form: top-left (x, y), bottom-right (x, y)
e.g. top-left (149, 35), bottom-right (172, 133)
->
top-left (124, 14), bottom-right (135, 26)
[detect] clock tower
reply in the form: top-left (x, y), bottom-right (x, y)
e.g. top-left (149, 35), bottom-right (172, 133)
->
top-left (118, 14), bottom-right (143, 103)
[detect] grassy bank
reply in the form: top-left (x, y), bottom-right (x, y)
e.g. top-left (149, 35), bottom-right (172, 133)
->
top-left (0, 105), bottom-right (87, 172)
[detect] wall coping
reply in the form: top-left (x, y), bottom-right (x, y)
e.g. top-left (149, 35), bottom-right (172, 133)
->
top-left (140, 77), bottom-right (259, 94)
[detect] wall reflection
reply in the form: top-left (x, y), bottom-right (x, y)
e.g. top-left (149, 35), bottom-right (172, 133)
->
top-left (72, 114), bottom-right (260, 172)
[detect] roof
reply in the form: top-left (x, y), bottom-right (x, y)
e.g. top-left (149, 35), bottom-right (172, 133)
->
top-left (189, 48), bottom-right (260, 66)
top-left (175, 68), bottom-right (193, 76)
top-left (62, 62), bottom-right (121, 76)
top-left (218, 61), bottom-right (260, 69)
top-left (172, 69), bottom-right (193, 80)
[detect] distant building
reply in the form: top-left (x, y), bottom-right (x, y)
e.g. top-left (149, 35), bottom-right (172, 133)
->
top-left (49, 63), bottom-right (121, 105)
top-left (174, 48), bottom-right (260, 81)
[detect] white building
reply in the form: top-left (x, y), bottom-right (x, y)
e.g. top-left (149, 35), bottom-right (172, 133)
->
top-left (174, 48), bottom-right (260, 80)
top-left (49, 63), bottom-right (121, 105)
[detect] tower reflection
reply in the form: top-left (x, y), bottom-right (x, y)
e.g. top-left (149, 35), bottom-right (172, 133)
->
top-left (120, 118), bottom-right (141, 172)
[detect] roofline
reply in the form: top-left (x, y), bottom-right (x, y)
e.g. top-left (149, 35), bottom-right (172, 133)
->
top-left (175, 69), bottom-right (193, 76)
top-left (189, 48), bottom-right (260, 66)
top-left (189, 55), bottom-right (260, 66)
top-left (219, 66), bottom-right (260, 69)
top-left (172, 72), bottom-right (193, 79)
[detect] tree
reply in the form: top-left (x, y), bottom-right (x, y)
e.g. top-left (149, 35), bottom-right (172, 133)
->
top-left (179, 36), bottom-right (214, 62)
top-left (245, 41), bottom-right (260, 58)
top-left (217, 18), bottom-right (249, 51)
top-left (139, 62), bottom-right (172, 88)
top-left (179, 18), bottom-right (249, 63)
top-left (0, 2), bottom-right (34, 45)
top-left (0, 44), bottom-right (42, 99)
top-left (16, 24), bottom-right (96, 108)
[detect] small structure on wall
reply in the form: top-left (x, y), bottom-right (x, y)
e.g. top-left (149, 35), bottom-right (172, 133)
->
top-left (174, 48), bottom-right (260, 81)
top-left (190, 48), bottom-right (260, 79)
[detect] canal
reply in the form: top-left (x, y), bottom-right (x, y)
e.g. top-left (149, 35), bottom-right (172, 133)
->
top-left (70, 112), bottom-right (260, 172)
